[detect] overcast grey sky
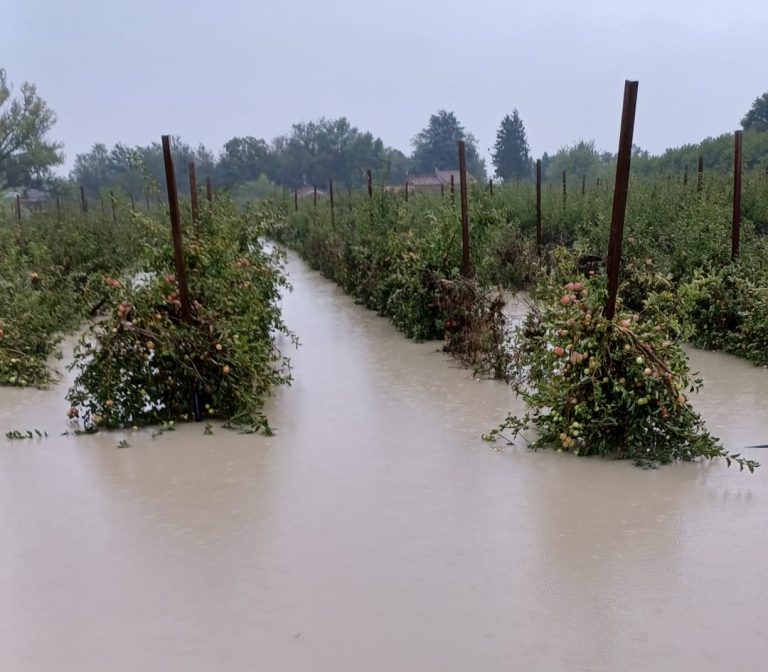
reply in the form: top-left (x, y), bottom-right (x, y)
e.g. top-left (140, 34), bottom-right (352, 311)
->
top-left (4, 0), bottom-right (767, 171)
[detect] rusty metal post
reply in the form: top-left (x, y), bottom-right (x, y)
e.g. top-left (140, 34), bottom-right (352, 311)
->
top-left (329, 179), bottom-right (335, 227)
top-left (294, 189), bottom-right (298, 212)
top-left (732, 130), bottom-right (743, 260)
top-left (582, 174), bottom-right (586, 196)
top-left (489, 178), bottom-right (494, 195)
top-left (14, 194), bottom-right (22, 240)
top-left (110, 191), bottom-right (117, 225)
top-left (536, 159), bottom-right (542, 258)
top-left (188, 161), bottom-right (200, 228)
top-left (348, 186), bottom-right (353, 211)
top-left (160, 135), bottom-right (192, 323)
top-left (367, 169), bottom-right (373, 199)
top-left (313, 185), bottom-right (317, 207)
top-left (450, 173), bottom-right (455, 200)
top-left (458, 141), bottom-right (471, 277)
top-left (562, 170), bottom-right (567, 211)
top-left (441, 183), bottom-right (445, 198)
top-left (202, 178), bottom-right (211, 203)
top-left (80, 186), bottom-right (88, 216)
top-left (604, 80), bottom-right (639, 320)
top-left (697, 155), bottom-right (704, 193)
top-left (404, 182), bottom-right (409, 202)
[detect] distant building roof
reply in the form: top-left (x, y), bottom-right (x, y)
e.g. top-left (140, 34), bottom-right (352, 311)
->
top-left (25, 188), bottom-right (50, 202)
top-left (406, 168), bottom-right (477, 186)
top-left (296, 185), bottom-right (325, 198)
top-left (407, 174), bottom-right (443, 186)
top-left (436, 169), bottom-right (476, 185)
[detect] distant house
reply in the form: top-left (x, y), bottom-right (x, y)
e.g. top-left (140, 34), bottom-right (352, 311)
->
top-left (405, 168), bottom-right (477, 194)
top-left (22, 188), bottom-right (50, 211)
top-left (296, 184), bottom-right (325, 199)
top-left (21, 188), bottom-right (51, 210)
top-left (2, 187), bottom-right (50, 213)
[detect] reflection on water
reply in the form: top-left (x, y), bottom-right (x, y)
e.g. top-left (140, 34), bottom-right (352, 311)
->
top-left (1, 253), bottom-right (767, 671)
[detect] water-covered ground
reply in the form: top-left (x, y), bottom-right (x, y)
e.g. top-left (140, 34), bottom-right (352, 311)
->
top-left (2, 253), bottom-right (767, 671)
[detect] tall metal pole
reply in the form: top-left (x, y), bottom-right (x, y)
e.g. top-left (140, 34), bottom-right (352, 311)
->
top-left (458, 142), bottom-right (471, 277)
top-left (188, 161), bottom-right (200, 228)
top-left (536, 159), bottom-right (542, 258)
top-left (604, 80), bottom-right (639, 320)
top-left (161, 135), bottom-right (192, 323)
top-left (697, 155), bottom-right (704, 193)
top-left (329, 178), bottom-right (335, 227)
top-left (562, 170), bottom-right (567, 211)
top-left (732, 130), bottom-right (743, 260)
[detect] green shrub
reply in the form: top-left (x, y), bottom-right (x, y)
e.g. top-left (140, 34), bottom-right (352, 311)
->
top-left (486, 251), bottom-right (758, 471)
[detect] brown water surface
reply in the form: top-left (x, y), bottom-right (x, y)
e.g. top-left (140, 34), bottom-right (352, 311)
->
top-left (2, 254), bottom-right (768, 671)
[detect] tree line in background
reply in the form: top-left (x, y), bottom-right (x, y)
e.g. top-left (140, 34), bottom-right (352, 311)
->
top-left (4, 65), bottom-right (768, 200)
top-left (0, 68), bottom-right (63, 189)
top-left (68, 111), bottom-right (489, 198)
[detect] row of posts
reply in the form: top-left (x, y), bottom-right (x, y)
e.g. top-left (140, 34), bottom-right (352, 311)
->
top-left (284, 80), bottom-right (745, 318)
top-left (287, 149), bottom-right (733, 221)
top-left (10, 175), bottom-right (214, 225)
top-left (8, 99), bottom-right (747, 322)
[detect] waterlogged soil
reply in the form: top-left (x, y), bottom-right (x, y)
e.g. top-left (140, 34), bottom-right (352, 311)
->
top-left (2, 253), bottom-right (768, 672)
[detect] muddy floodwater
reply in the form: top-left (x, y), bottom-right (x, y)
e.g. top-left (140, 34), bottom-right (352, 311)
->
top-left (2, 254), bottom-right (768, 671)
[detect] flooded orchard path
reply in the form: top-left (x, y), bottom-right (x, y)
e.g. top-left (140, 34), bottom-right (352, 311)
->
top-left (2, 253), bottom-right (768, 672)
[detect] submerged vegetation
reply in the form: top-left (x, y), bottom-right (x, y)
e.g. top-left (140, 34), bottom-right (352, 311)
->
top-left (485, 253), bottom-right (757, 472)
top-left (269, 168), bottom-right (768, 470)
top-left (1, 193), bottom-right (293, 433)
top-left (2, 67), bottom-right (767, 466)
top-left (67, 199), bottom-right (294, 432)
top-left (0, 204), bottom-right (145, 387)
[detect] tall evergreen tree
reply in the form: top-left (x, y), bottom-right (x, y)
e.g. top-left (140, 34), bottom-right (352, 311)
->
top-left (491, 110), bottom-right (531, 181)
top-left (742, 92), bottom-right (768, 132)
top-left (411, 110), bottom-right (486, 180)
top-left (0, 68), bottom-right (63, 188)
